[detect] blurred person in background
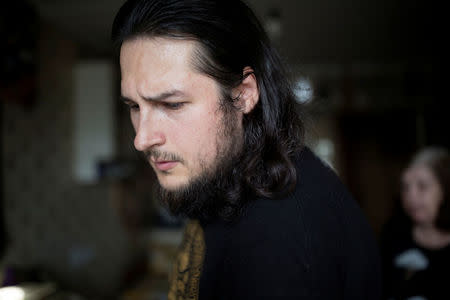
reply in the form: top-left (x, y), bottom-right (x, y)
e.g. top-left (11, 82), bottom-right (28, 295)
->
top-left (112, 0), bottom-right (381, 299)
top-left (381, 147), bottom-right (450, 300)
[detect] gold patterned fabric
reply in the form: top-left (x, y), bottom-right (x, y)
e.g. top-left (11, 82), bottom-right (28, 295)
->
top-left (168, 220), bottom-right (206, 300)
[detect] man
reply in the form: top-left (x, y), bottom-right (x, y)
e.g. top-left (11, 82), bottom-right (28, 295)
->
top-left (112, 0), bottom-right (382, 299)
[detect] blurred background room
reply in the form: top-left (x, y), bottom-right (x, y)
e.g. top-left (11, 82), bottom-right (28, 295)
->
top-left (0, 0), bottom-right (442, 299)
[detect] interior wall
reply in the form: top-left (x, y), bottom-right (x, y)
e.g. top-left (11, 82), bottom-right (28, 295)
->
top-left (1, 22), bottom-right (136, 296)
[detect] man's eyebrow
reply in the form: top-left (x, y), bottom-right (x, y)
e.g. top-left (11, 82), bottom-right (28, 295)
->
top-left (121, 90), bottom-right (186, 103)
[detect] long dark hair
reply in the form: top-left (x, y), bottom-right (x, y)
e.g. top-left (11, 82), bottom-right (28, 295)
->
top-left (112, 0), bottom-right (304, 221)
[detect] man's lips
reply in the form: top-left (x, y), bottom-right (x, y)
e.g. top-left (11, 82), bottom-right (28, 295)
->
top-left (153, 160), bottom-right (178, 171)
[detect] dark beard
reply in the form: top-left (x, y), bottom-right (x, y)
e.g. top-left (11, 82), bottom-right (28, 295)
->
top-left (157, 146), bottom-right (242, 221)
top-left (157, 104), bottom-right (244, 221)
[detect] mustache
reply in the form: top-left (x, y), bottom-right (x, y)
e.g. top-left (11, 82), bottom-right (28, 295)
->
top-left (143, 148), bottom-right (184, 163)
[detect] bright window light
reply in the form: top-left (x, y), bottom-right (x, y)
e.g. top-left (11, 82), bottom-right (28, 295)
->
top-left (314, 138), bottom-right (336, 170)
top-left (0, 286), bottom-right (25, 300)
top-left (294, 78), bottom-right (313, 103)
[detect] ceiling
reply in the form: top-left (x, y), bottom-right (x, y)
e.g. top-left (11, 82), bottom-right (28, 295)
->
top-left (28, 0), bottom-right (432, 64)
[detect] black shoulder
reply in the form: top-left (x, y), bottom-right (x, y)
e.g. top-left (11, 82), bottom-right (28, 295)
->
top-left (291, 147), bottom-right (382, 299)
top-left (203, 147), bottom-right (382, 299)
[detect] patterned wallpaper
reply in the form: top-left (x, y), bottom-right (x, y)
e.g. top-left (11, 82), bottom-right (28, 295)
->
top-left (1, 23), bottom-right (137, 297)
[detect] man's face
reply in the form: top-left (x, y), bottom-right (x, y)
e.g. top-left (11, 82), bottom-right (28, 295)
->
top-left (120, 37), bottom-right (243, 192)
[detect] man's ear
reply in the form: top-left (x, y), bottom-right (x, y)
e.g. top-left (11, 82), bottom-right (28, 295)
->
top-left (235, 66), bottom-right (259, 114)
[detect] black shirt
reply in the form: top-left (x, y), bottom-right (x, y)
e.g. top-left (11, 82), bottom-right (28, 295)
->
top-left (169, 147), bottom-right (382, 299)
top-left (381, 218), bottom-right (450, 300)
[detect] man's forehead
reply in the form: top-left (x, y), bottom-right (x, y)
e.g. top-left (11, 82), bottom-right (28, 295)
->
top-left (119, 37), bottom-right (221, 103)
top-left (120, 37), bottom-right (199, 69)
top-left (121, 38), bottom-right (204, 79)
top-left (120, 39), bottom-right (189, 93)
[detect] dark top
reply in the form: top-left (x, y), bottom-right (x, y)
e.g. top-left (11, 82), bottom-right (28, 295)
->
top-left (199, 147), bottom-right (382, 299)
top-left (381, 217), bottom-right (450, 300)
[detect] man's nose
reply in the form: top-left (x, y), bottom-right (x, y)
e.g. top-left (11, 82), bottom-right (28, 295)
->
top-left (134, 113), bottom-right (166, 151)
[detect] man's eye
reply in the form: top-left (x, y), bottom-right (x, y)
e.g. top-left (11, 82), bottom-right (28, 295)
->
top-left (163, 102), bottom-right (184, 110)
top-left (124, 101), bottom-right (139, 111)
